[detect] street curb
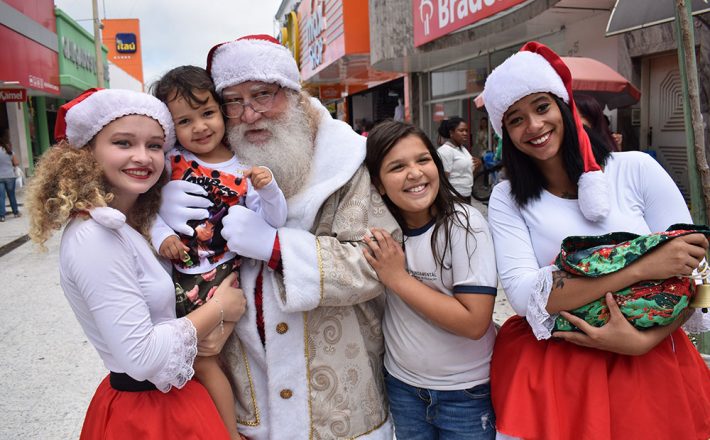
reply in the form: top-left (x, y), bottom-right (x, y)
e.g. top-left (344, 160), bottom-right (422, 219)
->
top-left (0, 234), bottom-right (29, 258)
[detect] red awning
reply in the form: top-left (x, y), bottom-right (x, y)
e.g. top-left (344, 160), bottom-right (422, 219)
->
top-left (561, 56), bottom-right (640, 109)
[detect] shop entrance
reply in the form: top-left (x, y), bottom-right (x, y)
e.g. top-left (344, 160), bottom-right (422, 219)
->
top-left (347, 78), bottom-right (404, 134)
top-left (648, 53), bottom-right (689, 200)
top-left (430, 96), bottom-right (490, 159)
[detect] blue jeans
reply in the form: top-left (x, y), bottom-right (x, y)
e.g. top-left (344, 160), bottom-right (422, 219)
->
top-left (0, 177), bottom-right (18, 216)
top-left (385, 370), bottom-right (496, 440)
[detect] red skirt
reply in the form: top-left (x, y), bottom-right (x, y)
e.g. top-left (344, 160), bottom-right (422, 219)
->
top-left (80, 375), bottom-right (230, 440)
top-left (491, 316), bottom-right (710, 440)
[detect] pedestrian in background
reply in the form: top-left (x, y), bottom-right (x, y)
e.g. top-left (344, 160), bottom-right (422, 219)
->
top-left (26, 88), bottom-right (246, 440)
top-left (0, 128), bottom-right (21, 222)
top-left (364, 120), bottom-right (498, 439)
top-left (574, 93), bottom-right (619, 151)
top-left (483, 41), bottom-right (710, 440)
top-left (437, 117), bottom-right (477, 200)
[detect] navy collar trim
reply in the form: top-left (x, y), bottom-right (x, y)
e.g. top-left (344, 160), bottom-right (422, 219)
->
top-left (404, 218), bottom-right (436, 237)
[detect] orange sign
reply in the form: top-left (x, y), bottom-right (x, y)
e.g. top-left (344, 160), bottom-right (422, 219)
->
top-left (319, 84), bottom-right (343, 100)
top-left (101, 19), bottom-right (144, 84)
top-left (298, 0), bottom-right (370, 81)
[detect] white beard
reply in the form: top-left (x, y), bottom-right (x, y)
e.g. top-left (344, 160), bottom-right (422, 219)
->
top-left (227, 94), bottom-right (313, 199)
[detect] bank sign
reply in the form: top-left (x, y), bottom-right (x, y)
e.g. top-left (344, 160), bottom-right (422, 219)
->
top-left (413, 0), bottom-right (527, 47)
top-left (116, 33), bottom-right (137, 53)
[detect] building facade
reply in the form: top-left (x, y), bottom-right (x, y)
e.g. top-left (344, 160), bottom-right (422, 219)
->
top-left (0, 1), bottom-right (111, 173)
top-left (368, 0), bottom-right (710, 200)
top-left (0, 0), bottom-right (60, 174)
top-left (276, 0), bottom-right (406, 128)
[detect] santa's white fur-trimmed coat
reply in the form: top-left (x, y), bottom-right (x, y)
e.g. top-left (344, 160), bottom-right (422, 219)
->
top-left (222, 98), bottom-right (399, 439)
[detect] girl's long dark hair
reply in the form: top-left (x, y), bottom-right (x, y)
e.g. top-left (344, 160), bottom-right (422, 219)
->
top-left (502, 94), bottom-right (612, 207)
top-left (365, 120), bottom-right (479, 273)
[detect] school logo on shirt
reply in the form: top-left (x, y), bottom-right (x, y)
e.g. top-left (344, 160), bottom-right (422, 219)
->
top-left (408, 270), bottom-right (437, 281)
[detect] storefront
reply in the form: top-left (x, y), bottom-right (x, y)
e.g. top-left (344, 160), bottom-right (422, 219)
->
top-left (0, 0), bottom-right (60, 174)
top-left (370, 0), bottom-right (621, 157)
top-left (55, 7), bottom-right (110, 145)
top-left (0, 2), bottom-right (109, 173)
top-left (278, 0), bottom-right (406, 128)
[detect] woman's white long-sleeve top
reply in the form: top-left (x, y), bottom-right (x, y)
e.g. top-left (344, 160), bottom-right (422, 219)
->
top-left (59, 207), bottom-right (197, 392)
top-left (488, 151), bottom-right (709, 339)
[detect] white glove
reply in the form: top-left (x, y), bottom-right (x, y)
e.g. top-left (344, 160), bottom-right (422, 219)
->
top-left (221, 205), bottom-right (277, 262)
top-left (159, 180), bottom-right (212, 236)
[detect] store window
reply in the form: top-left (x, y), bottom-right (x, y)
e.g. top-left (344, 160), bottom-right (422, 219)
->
top-left (426, 55), bottom-right (488, 148)
top-left (423, 37), bottom-right (563, 154)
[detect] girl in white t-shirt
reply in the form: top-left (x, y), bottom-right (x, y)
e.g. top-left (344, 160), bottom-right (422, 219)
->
top-left (363, 120), bottom-right (498, 439)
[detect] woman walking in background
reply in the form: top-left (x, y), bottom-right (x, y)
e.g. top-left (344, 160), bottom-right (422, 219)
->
top-left (0, 128), bottom-right (21, 221)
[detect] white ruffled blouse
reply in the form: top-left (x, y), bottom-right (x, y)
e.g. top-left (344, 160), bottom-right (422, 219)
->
top-left (59, 207), bottom-right (197, 392)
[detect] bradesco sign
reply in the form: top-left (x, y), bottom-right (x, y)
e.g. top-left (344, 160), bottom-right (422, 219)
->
top-left (413, 0), bottom-right (527, 47)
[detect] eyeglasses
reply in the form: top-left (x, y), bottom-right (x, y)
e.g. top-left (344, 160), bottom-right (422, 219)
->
top-left (220, 86), bottom-right (282, 119)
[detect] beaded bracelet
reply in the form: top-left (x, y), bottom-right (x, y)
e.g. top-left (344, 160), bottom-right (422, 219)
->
top-left (212, 298), bottom-right (224, 335)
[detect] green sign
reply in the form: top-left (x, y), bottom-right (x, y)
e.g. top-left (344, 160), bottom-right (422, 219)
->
top-left (55, 8), bottom-right (110, 92)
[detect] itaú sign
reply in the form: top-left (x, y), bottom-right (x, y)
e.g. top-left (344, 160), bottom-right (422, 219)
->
top-left (0, 88), bottom-right (27, 103)
top-left (413, 0), bottom-right (526, 47)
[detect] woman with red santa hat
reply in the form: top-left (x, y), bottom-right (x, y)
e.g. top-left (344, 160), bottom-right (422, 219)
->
top-left (483, 42), bottom-right (710, 439)
top-left (26, 88), bottom-right (246, 439)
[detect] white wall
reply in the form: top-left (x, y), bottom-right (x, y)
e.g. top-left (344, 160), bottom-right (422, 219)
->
top-left (563, 12), bottom-right (620, 69)
top-left (107, 62), bottom-right (143, 92)
top-left (5, 101), bottom-right (30, 173)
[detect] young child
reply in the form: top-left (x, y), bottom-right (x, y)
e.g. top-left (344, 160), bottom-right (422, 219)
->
top-left (363, 120), bottom-right (498, 439)
top-left (151, 66), bottom-right (287, 440)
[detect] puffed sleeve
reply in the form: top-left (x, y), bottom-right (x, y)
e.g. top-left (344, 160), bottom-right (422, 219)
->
top-left (632, 153), bottom-right (710, 332)
top-left (62, 220), bottom-right (196, 392)
top-left (244, 167), bottom-right (288, 228)
top-left (488, 182), bottom-right (558, 339)
top-left (634, 152), bottom-right (692, 230)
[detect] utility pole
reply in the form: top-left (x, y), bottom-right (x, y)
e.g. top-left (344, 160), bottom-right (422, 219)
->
top-left (92, 0), bottom-right (105, 88)
top-left (674, 0), bottom-right (710, 357)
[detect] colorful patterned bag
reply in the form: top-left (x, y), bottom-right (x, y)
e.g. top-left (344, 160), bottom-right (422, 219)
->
top-left (552, 223), bottom-right (710, 332)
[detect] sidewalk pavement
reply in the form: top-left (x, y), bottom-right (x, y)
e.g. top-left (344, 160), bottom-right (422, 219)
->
top-left (0, 187), bottom-right (30, 254)
top-left (1, 187), bottom-right (105, 439)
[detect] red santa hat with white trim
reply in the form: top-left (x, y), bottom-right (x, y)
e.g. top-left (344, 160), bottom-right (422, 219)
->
top-left (54, 88), bottom-right (175, 151)
top-left (482, 41), bottom-right (610, 222)
top-left (206, 34), bottom-right (301, 93)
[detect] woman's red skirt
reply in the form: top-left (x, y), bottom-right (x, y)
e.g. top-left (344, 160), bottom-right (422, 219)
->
top-left (80, 375), bottom-right (230, 439)
top-left (491, 316), bottom-right (710, 440)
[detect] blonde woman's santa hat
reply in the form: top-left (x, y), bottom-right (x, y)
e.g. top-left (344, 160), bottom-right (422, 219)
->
top-left (482, 41), bottom-right (609, 222)
top-left (54, 88), bottom-right (175, 151)
top-left (206, 34), bottom-right (301, 93)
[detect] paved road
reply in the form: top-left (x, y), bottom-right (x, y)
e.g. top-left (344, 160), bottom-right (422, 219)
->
top-left (1, 190), bottom-right (514, 439)
top-left (1, 189), bottom-right (104, 439)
